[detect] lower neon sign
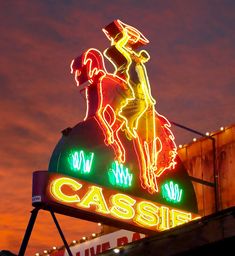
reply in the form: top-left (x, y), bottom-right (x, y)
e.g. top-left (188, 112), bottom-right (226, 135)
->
top-left (46, 174), bottom-right (199, 232)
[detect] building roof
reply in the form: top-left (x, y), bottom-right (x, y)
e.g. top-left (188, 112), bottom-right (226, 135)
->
top-left (97, 206), bottom-right (235, 256)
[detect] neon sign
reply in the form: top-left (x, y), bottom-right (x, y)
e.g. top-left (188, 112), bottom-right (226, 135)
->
top-left (70, 19), bottom-right (177, 194)
top-left (45, 20), bottom-right (199, 234)
top-left (47, 174), bottom-right (196, 232)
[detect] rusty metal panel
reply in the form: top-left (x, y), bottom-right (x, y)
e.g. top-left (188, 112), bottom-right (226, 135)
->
top-left (178, 124), bottom-right (235, 216)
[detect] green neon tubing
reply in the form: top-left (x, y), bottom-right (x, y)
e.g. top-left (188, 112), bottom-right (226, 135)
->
top-left (69, 150), bottom-right (94, 174)
top-left (108, 161), bottom-right (133, 188)
top-left (162, 181), bottom-right (183, 203)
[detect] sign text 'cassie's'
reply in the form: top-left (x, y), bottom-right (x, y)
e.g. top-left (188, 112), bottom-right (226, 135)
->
top-left (48, 175), bottom-right (197, 232)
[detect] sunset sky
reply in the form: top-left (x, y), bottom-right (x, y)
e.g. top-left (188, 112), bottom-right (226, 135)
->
top-left (0, 0), bottom-right (234, 255)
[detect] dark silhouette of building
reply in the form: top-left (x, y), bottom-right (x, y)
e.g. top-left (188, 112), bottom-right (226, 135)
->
top-left (0, 251), bottom-right (17, 256)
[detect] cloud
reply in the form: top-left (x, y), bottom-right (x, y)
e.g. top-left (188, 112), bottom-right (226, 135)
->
top-left (0, 0), bottom-right (234, 254)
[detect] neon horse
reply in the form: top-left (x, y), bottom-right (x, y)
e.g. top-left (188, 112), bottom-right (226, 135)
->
top-left (71, 20), bottom-right (177, 194)
top-left (70, 48), bottom-right (131, 163)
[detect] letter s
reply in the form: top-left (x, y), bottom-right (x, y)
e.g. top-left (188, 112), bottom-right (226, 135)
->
top-left (110, 194), bottom-right (136, 219)
top-left (134, 201), bottom-right (159, 227)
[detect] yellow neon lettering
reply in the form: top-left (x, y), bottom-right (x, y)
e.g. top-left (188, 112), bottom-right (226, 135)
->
top-left (171, 209), bottom-right (192, 227)
top-left (79, 186), bottom-right (110, 214)
top-left (50, 177), bottom-right (82, 203)
top-left (110, 193), bottom-right (136, 220)
top-left (134, 201), bottom-right (159, 227)
top-left (49, 176), bottom-right (199, 231)
top-left (159, 206), bottom-right (170, 231)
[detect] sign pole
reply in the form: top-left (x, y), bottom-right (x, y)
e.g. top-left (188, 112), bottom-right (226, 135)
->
top-left (49, 208), bottom-right (73, 256)
top-left (18, 207), bottom-right (39, 256)
top-left (19, 207), bottom-right (73, 256)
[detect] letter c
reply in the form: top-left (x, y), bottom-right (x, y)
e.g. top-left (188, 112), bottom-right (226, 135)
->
top-left (50, 177), bottom-right (82, 203)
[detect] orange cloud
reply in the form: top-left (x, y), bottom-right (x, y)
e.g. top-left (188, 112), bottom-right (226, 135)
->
top-left (0, 1), bottom-right (234, 254)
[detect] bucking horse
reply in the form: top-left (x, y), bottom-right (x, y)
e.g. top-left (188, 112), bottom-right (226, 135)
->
top-left (71, 20), bottom-right (177, 194)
